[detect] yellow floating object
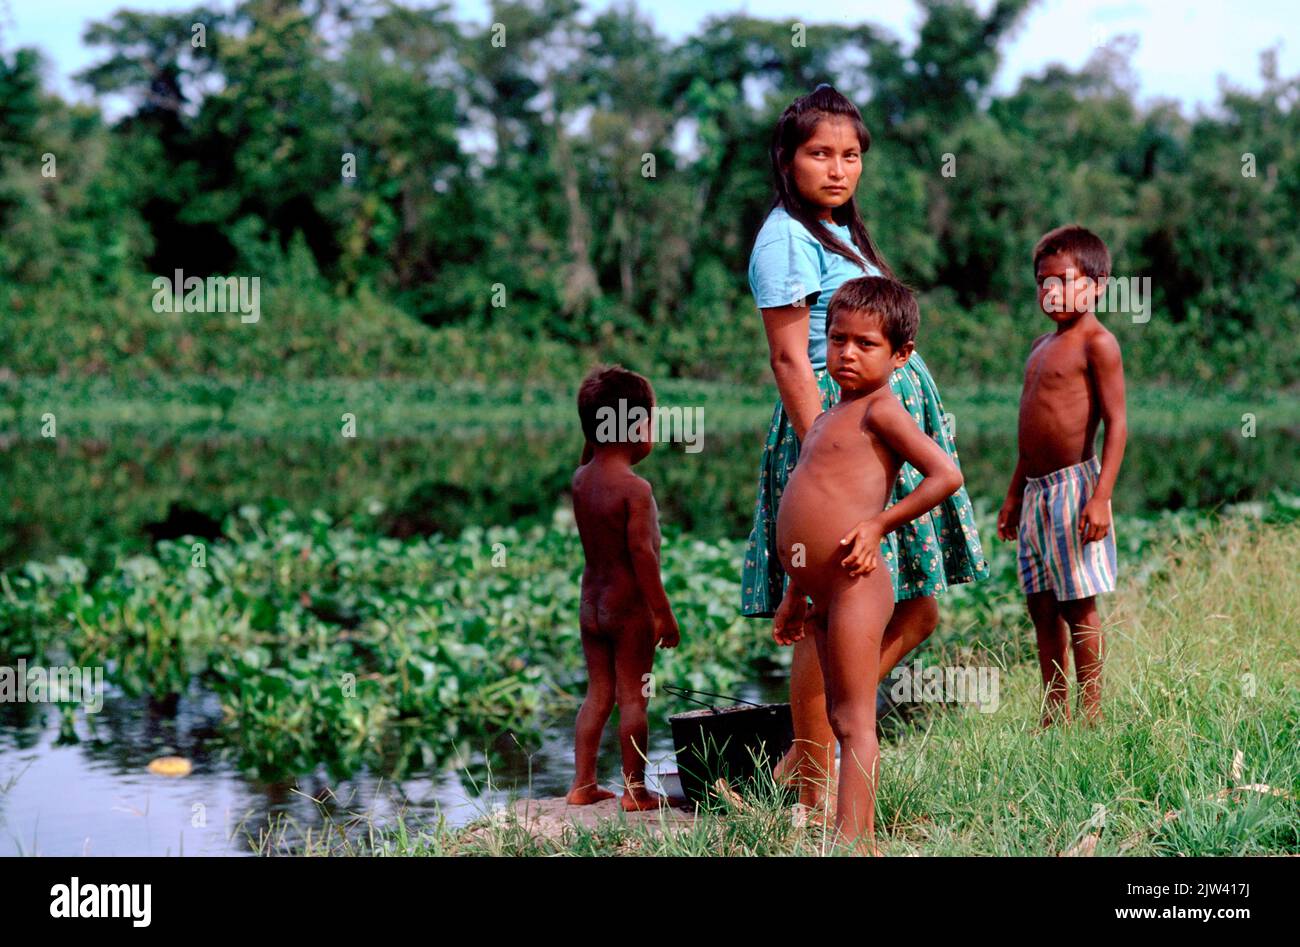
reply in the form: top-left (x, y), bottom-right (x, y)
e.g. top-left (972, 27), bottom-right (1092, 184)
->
top-left (147, 756), bottom-right (193, 777)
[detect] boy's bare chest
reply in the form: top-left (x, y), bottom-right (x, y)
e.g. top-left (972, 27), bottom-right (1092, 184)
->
top-left (1025, 338), bottom-right (1088, 392)
top-left (804, 405), bottom-right (877, 461)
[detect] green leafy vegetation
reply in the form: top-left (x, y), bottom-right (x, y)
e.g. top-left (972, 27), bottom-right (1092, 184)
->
top-left (6, 498), bottom-right (1289, 785)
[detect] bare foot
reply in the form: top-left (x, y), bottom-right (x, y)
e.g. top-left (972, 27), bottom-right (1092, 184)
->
top-left (567, 783), bottom-right (616, 805)
top-left (791, 800), bottom-right (835, 830)
top-left (772, 747), bottom-right (799, 787)
top-left (796, 776), bottom-right (837, 810)
top-left (774, 747), bottom-right (837, 810)
top-left (622, 786), bottom-right (668, 811)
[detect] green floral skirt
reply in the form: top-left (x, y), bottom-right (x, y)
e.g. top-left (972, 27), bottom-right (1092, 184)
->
top-left (741, 352), bottom-right (989, 618)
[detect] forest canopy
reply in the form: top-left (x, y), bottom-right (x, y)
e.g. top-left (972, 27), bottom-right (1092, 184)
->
top-left (1, 0), bottom-right (1296, 389)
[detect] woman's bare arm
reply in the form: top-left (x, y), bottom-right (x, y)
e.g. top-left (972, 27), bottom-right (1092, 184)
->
top-left (761, 304), bottom-right (823, 442)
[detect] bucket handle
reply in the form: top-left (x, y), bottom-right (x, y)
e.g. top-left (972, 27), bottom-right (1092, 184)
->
top-left (662, 684), bottom-right (766, 714)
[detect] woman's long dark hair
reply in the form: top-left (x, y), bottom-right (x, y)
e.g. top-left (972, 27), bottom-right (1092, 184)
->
top-left (768, 83), bottom-right (895, 280)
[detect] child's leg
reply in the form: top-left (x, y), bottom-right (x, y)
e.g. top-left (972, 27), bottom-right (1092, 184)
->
top-left (778, 629), bottom-right (837, 809)
top-left (567, 630), bottom-right (617, 805)
top-left (875, 595), bottom-right (939, 686)
top-left (1026, 591), bottom-right (1070, 727)
top-left (613, 627), bottom-right (661, 810)
top-left (1060, 596), bottom-right (1104, 724)
top-left (773, 580), bottom-right (834, 802)
top-left (819, 579), bottom-right (891, 854)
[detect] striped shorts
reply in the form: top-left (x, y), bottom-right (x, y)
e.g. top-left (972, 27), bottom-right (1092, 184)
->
top-left (1017, 457), bottom-right (1118, 601)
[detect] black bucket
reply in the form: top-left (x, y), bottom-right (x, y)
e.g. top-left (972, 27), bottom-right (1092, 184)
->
top-left (665, 685), bottom-right (794, 805)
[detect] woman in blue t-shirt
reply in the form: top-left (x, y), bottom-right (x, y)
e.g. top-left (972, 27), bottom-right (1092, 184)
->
top-left (742, 84), bottom-right (989, 810)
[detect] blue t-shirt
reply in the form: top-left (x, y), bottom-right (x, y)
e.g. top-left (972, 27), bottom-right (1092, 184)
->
top-left (747, 205), bottom-right (881, 370)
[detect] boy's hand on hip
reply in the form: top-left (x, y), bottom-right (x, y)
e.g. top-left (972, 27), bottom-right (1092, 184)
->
top-left (1080, 496), bottom-right (1111, 543)
top-left (654, 610), bottom-right (680, 649)
top-left (996, 496), bottom-right (1022, 541)
top-left (839, 520), bottom-right (883, 577)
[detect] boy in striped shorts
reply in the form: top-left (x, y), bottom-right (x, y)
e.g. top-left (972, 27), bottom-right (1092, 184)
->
top-left (997, 226), bottom-right (1127, 728)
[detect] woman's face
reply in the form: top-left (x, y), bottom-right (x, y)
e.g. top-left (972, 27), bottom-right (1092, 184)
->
top-left (787, 116), bottom-right (863, 218)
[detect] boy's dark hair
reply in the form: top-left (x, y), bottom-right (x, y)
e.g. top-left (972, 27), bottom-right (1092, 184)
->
top-left (1033, 225), bottom-right (1111, 281)
top-left (825, 276), bottom-right (919, 352)
top-left (577, 365), bottom-right (655, 444)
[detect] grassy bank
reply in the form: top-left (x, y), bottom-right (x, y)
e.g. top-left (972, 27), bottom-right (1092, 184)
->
top-left (270, 511), bottom-right (1300, 856)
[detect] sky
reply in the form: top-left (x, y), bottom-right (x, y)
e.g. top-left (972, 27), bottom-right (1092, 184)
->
top-left (1, 0), bottom-right (1296, 120)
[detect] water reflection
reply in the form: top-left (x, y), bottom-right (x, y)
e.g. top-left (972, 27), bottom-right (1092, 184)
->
top-left (0, 677), bottom-right (787, 855)
top-left (2, 426), bottom-right (1295, 570)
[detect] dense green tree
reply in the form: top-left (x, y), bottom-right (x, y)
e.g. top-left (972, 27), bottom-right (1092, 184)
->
top-left (0, 0), bottom-right (1294, 389)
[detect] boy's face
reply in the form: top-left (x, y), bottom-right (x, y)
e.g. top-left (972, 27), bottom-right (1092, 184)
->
top-left (1036, 251), bottom-right (1103, 321)
top-left (827, 308), bottom-right (912, 392)
top-left (789, 116), bottom-right (862, 213)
